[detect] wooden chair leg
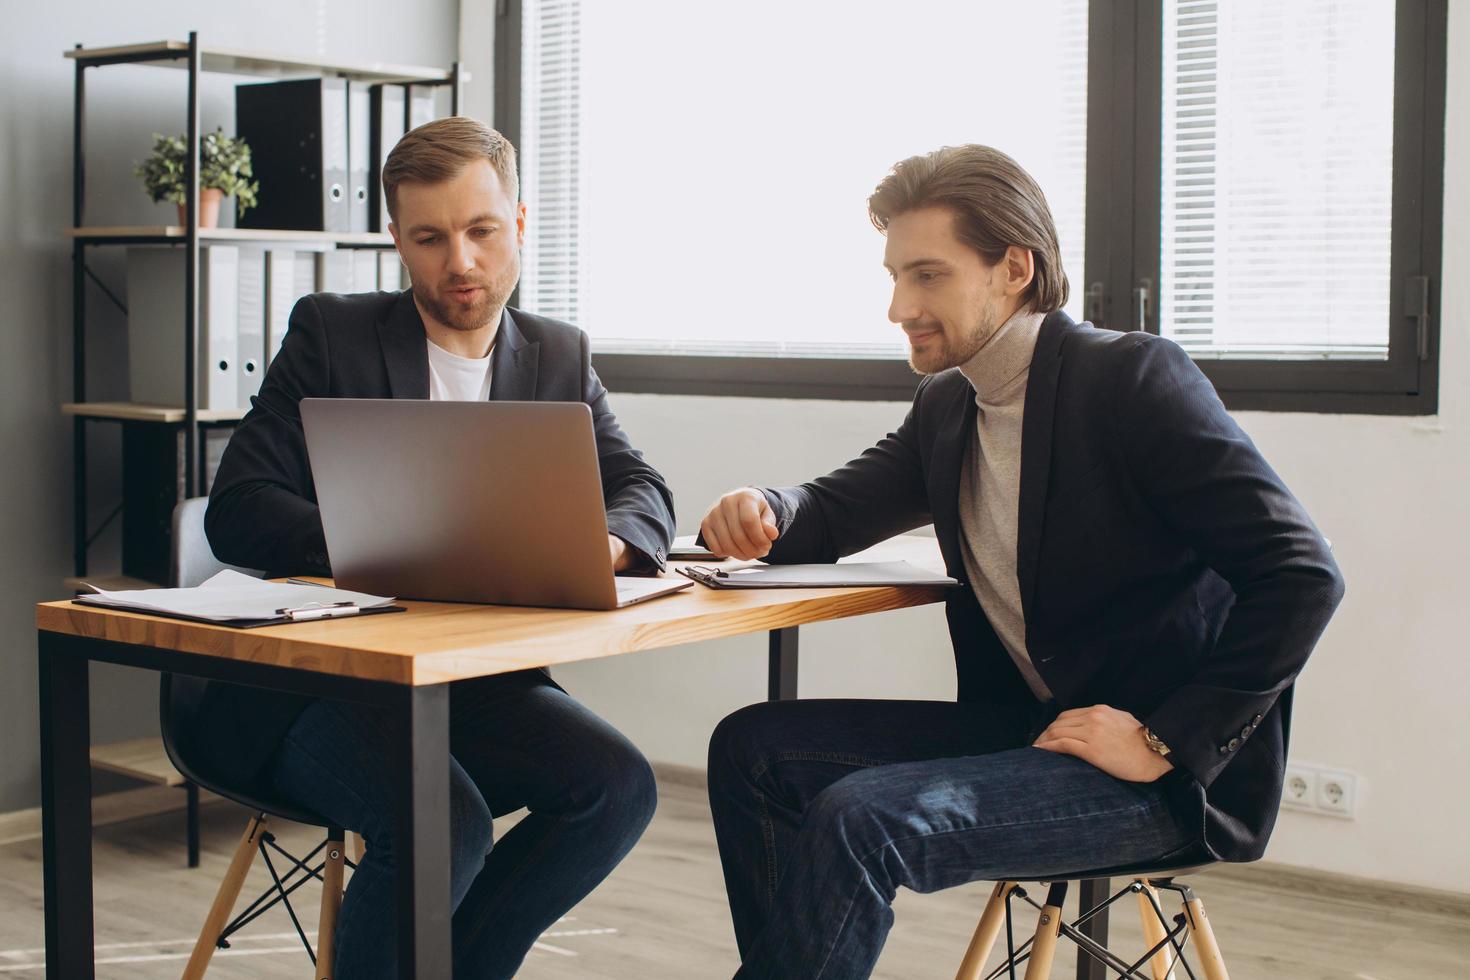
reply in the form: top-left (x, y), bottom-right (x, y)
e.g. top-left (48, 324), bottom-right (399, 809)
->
top-left (1136, 880), bottom-right (1176, 980)
top-left (1023, 882), bottom-right (1068, 980)
top-left (349, 830), bottom-right (366, 864)
top-left (1183, 894), bottom-right (1231, 980)
top-left (182, 814), bottom-right (268, 980)
top-left (955, 882), bottom-right (1017, 980)
top-left (315, 831), bottom-right (346, 980)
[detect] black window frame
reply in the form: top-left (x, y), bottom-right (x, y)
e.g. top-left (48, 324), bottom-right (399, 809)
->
top-left (494, 0), bottom-right (1446, 414)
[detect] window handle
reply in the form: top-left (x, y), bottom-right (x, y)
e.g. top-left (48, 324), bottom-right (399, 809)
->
top-left (1085, 282), bottom-right (1106, 327)
top-left (1133, 278), bottom-right (1152, 333)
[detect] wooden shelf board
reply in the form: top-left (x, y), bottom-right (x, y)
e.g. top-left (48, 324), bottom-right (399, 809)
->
top-left (66, 226), bottom-right (394, 247)
top-left (89, 737), bottom-right (186, 787)
top-left (62, 402), bottom-right (246, 424)
top-left (65, 40), bottom-right (453, 84)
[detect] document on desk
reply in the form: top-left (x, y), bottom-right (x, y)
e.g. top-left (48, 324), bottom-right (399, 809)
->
top-left (74, 570), bottom-right (402, 627)
top-left (676, 562), bottom-right (958, 589)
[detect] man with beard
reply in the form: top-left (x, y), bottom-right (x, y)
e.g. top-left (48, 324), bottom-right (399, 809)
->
top-left (200, 117), bottom-right (673, 978)
top-left (697, 144), bottom-right (1344, 978)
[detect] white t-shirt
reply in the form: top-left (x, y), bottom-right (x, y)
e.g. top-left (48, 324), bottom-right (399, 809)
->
top-left (426, 338), bottom-right (493, 402)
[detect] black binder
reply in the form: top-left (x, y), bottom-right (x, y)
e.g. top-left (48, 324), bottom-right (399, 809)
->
top-left (236, 78), bottom-right (350, 232)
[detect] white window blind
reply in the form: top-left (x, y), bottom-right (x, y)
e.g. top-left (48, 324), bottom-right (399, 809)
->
top-left (520, 0), bottom-right (1088, 356)
top-left (518, 0), bottom-right (584, 324)
top-left (1160, 0), bottom-right (1396, 360)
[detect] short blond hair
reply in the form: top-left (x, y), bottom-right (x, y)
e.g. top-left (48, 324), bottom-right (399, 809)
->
top-left (382, 116), bottom-right (519, 221)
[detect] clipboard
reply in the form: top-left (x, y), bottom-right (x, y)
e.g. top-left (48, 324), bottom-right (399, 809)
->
top-left (70, 570), bottom-right (405, 629)
top-left (71, 595), bottom-right (407, 629)
top-left (675, 561), bottom-right (958, 590)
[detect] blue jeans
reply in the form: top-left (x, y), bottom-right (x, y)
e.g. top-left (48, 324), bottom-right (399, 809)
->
top-left (270, 670), bottom-right (657, 979)
top-left (707, 699), bottom-right (1206, 980)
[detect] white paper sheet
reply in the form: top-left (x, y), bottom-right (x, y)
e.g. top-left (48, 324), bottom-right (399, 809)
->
top-left (76, 570), bottom-right (395, 623)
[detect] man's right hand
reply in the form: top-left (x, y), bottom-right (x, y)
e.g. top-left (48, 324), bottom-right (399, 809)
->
top-left (699, 488), bottom-right (781, 560)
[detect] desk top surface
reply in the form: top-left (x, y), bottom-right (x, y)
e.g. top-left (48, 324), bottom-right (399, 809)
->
top-left (37, 536), bottom-right (949, 685)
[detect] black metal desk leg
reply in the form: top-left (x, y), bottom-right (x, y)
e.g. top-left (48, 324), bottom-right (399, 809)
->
top-left (185, 781), bottom-right (200, 868)
top-left (393, 683), bottom-right (453, 979)
top-left (768, 627), bottom-right (799, 701)
top-left (39, 633), bottom-right (95, 979)
top-left (1076, 877), bottom-right (1110, 980)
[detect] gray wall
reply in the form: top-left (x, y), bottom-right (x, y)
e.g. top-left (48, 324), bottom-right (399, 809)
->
top-left (0, 2), bottom-right (458, 812)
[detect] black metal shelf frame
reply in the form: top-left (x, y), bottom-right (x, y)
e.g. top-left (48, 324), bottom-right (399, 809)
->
top-left (69, 31), bottom-right (461, 577)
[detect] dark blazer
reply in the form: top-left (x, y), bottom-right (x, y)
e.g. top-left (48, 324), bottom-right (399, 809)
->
top-left (759, 312), bottom-right (1344, 862)
top-left (191, 290), bottom-right (677, 788)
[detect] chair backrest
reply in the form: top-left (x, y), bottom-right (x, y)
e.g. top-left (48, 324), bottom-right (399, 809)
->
top-left (160, 499), bottom-right (317, 817)
top-left (170, 496), bottom-right (265, 588)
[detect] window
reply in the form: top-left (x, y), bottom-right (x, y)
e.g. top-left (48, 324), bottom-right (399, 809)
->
top-left (1160, 0), bottom-right (1395, 360)
top-left (518, 0), bottom-right (1087, 359)
top-left (498, 0), bottom-right (1445, 412)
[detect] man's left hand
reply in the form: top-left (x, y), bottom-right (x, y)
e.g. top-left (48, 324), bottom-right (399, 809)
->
top-left (1033, 705), bottom-right (1174, 783)
top-left (609, 535), bottom-right (632, 573)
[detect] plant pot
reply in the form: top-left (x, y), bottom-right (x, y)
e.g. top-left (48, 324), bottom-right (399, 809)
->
top-left (177, 188), bottom-right (224, 228)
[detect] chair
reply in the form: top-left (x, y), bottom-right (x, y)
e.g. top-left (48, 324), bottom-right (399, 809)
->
top-left (955, 862), bottom-right (1232, 980)
top-left (162, 497), bottom-right (352, 979)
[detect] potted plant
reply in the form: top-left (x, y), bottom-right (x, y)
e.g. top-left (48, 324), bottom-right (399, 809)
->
top-left (134, 128), bottom-right (260, 228)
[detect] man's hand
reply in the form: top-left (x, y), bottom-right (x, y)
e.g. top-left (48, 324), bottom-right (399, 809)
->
top-left (699, 488), bottom-right (781, 560)
top-left (1033, 705), bottom-right (1174, 783)
top-left (609, 534), bottom-right (633, 573)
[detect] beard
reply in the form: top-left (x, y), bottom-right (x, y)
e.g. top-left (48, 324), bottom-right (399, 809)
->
top-left (905, 294), bottom-right (1006, 376)
top-left (413, 259), bottom-right (519, 333)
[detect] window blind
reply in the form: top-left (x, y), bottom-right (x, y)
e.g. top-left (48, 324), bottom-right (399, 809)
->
top-left (519, 0), bottom-right (1088, 355)
top-left (1160, 0), bottom-right (1396, 360)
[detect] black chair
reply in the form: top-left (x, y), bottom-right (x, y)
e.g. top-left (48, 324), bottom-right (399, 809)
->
top-left (954, 860), bottom-right (1233, 980)
top-left (162, 497), bottom-right (352, 980)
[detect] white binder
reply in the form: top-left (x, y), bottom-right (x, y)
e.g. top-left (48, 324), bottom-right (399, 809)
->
top-left (200, 245), bottom-right (239, 411)
top-left (378, 251), bottom-right (405, 291)
top-left (317, 250), bottom-right (355, 294)
top-left (236, 247), bottom-right (266, 408)
top-left (352, 250), bottom-right (378, 292)
top-left (126, 245), bottom-right (237, 410)
top-left (264, 248), bottom-right (299, 366)
top-left (371, 84), bottom-right (407, 232)
top-left (407, 84), bottom-right (438, 130)
top-left (347, 81), bottom-right (372, 234)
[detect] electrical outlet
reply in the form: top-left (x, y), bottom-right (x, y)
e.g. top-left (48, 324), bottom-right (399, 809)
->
top-left (1282, 762), bottom-right (1360, 819)
top-left (1282, 765), bottom-right (1316, 811)
top-left (1317, 770), bottom-right (1357, 818)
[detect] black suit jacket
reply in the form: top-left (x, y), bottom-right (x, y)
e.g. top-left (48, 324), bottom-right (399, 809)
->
top-left (190, 290), bottom-right (677, 788)
top-left (759, 312), bottom-right (1344, 862)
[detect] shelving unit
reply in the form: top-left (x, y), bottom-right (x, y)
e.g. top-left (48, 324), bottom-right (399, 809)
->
top-left (67, 32), bottom-right (460, 582)
top-left (65, 226), bottom-right (396, 246)
top-left (63, 34), bottom-right (460, 863)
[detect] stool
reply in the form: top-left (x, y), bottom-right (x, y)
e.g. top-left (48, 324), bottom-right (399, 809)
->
top-left (955, 864), bottom-right (1231, 980)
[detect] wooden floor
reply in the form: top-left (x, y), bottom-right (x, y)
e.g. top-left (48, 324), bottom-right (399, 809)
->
top-left (1, 780), bottom-right (1465, 978)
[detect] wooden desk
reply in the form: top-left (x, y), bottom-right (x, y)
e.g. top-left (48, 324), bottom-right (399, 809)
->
top-left (35, 535), bottom-right (948, 979)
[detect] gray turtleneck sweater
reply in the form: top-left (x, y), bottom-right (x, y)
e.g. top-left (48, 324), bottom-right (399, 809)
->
top-left (956, 308), bottom-right (1054, 702)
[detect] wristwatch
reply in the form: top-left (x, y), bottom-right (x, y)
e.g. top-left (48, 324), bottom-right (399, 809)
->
top-left (1142, 727), bottom-right (1172, 757)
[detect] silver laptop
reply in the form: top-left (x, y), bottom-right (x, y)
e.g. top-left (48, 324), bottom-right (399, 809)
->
top-left (300, 399), bottom-right (692, 610)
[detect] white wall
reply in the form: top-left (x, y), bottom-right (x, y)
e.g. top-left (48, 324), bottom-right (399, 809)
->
top-left (556, 5), bottom-right (1470, 894)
